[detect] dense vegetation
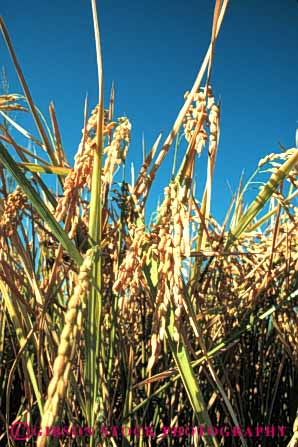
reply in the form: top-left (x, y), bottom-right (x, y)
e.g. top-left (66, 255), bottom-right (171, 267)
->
top-left (0, 1), bottom-right (297, 446)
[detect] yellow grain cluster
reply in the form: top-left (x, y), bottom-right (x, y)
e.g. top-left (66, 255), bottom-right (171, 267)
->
top-left (54, 106), bottom-right (129, 240)
top-left (36, 249), bottom-right (93, 447)
top-left (0, 94), bottom-right (27, 112)
top-left (258, 147), bottom-right (298, 189)
top-left (207, 98), bottom-right (220, 159)
top-left (258, 147), bottom-right (298, 168)
top-left (182, 85), bottom-right (220, 166)
top-left (0, 186), bottom-right (27, 237)
top-left (54, 106), bottom-right (99, 226)
top-left (113, 223), bottom-right (147, 314)
top-left (103, 116), bottom-right (131, 187)
top-left (147, 182), bottom-right (190, 371)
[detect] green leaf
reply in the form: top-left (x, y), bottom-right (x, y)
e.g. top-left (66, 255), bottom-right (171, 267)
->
top-left (226, 147), bottom-right (298, 247)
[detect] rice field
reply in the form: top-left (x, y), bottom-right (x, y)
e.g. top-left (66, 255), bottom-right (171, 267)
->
top-left (0, 1), bottom-right (298, 447)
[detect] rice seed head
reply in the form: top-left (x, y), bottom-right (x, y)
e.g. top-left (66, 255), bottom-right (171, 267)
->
top-left (36, 249), bottom-right (93, 447)
top-left (0, 186), bottom-right (27, 236)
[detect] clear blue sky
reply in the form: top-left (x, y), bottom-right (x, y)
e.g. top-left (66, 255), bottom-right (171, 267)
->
top-left (1, 0), bottom-right (297, 222)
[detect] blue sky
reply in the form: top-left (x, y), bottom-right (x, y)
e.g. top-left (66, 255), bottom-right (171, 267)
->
top-left (1, 0), bottom-right (297, 222)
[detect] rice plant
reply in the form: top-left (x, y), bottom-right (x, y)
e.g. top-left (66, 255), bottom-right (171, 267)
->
top-left (0, 1), bottom-right (297, 447)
